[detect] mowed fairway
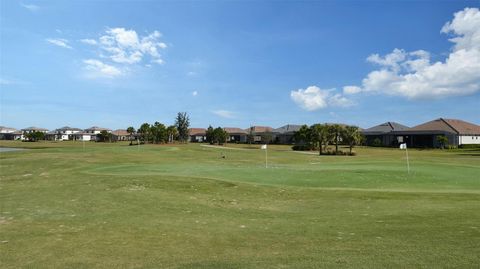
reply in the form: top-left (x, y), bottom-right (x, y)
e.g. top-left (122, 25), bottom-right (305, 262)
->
top-left (1, 141), bottom-right (479, 268)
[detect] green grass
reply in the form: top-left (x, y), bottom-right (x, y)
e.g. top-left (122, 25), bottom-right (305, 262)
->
top-left (1, 141), bottom-right (479, 268)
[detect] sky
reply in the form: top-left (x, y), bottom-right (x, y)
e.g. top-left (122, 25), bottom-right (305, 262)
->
top-left (1, 0), bottom-right (479, 130)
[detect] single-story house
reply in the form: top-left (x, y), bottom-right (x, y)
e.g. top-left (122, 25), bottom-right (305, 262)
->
top-left (112, 129), bottom-right (130, 141)
top-left (272, 124), bottom-right (302, 144)
top-left (362, 122), bottom-right (410, 146)
top-left (224, 127), bottom-right (248, 143)
top-left (189, 128), bottom-right (206, 142)
top-left (393, 118), bottom-right (480, 148)
top-left (247, 126), bottom-right (274, 143)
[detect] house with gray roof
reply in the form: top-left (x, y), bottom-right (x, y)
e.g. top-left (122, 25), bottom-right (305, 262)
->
top-left (272, 124), bottom-right (302, 144)
top-left (362, 122), bottom-right (410, 146)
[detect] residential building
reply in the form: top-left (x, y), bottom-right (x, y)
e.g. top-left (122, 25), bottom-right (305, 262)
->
top-left (247, 126), bottom-right (274, 143)
top-left (21, 127), bottom-right (49, 134)
top-left (272, 124), bottom-right (302, 144)
top-left (84, 126), bottom-right (111, 134)
top-left (395, 118), bottom-right (480, 148)
top-left (362, 122), bottom-right (410, 146)
top-left (224, 127), bottom-right (248, 143)
top-left (112, 129), bottom-right (130, 141)
top-left (46, 126), bottom-right (83, 141)
top-left (189, 128), bottom-right (206, 142)
top-left (0, 126), bottom-right (22, 140)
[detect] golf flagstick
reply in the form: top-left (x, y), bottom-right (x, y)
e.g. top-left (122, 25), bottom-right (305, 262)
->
top-left (261, 144), bottom-right (268, 168)
top-left (400, 143), bottom-right (410, 174)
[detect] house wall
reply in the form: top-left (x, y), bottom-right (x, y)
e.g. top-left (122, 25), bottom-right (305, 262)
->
top-left (459, 135), bottom-right (480, 145)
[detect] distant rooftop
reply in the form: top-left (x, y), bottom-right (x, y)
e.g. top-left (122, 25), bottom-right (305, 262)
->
top-left (249, 126), bottom-right (273, 133)
top-left (273, 124), bottom-right (302, 134)
top-left (363, 122), bottom-right (410, 134)
top-left (408, 118), bottom-right (480, 135)
top-left (189, 128), bottom-right (206, 136)
top-left (85, 126), bottom-right (111, 131)
top-left (223, 127), bottom-right (248, 134)
top-left (21, 126), bottom-right (49, 131)
top-left (56, 126), bottom-right (82, 131)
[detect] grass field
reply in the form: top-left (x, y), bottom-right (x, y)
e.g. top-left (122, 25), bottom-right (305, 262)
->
top-left (1, 140), bottom-right (479, 268)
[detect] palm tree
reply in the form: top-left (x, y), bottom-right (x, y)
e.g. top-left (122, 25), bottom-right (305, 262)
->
top-left (311, 124), bottom-right (331, 155)
top-left (328, 124), bottom-right (344, 154)
top-left (342, 125), bottom-right (363, 155)
top-left (127, 126), bottom-right (135, 145)
top-left (166, 125), bottom-right (178, 143)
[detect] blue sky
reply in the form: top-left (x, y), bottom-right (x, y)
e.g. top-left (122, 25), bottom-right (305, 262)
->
top-left (1, 1), bottom-right (479, 130)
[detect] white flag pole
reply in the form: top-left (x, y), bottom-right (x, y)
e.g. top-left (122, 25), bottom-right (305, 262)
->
top-left (265, 145), bottom-right (268, 168)
top-left (405, 145), bottom-right (410, 174)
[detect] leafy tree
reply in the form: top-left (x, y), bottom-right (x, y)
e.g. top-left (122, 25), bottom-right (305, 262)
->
top-left (166, 125), bottom-right (178, 143)
top-left (294, 125), bottom-right (311, 146)
top-left (127, 126), bottom-right (135, 145)
top-left (151, 122), bottom-right (167, 143)
top-left (138, 123), bottom-right (151, 144)
top-left (342, 125), bottom-right (363, 155)
top-left (206, 125), bottom-right (215, 144)
top-left (24, 131), bottom-right (45, 142)
top-left (97, 130), bottom-right (112, 142)
top-left (436, 135), bottom-right (449, 149)
top-left (213, 127), bottom-right (228, 145)
top-left (175, 112), bottom-right (190, 143)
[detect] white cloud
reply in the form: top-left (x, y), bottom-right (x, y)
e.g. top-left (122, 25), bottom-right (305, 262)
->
top-left (21, 3), bottom-right (39, 11)
top-left (83, 59), bottom-right (122, 78)
top-left (46, 38), bottom-right (72, 49)
top-left (290, 86), bottom-right (354, 111)
top-left (192, 91), bottom-right (198, 96)
top-left (80, 39), bottom-right (97, 45)
top-left (212, 110), bottom-right (235, 119)
top-left (88, 27), bottom-right (167, 65)
top-left (348, 7), bottom-right (480, 99)
top-left (343, 86), bottom-right (362, 95)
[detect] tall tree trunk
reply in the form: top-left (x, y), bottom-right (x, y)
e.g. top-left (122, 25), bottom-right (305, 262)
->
top-left (335, 136), bottom-right (339, 153)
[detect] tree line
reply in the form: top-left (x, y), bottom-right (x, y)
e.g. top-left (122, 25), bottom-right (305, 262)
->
top-left (293, 124), bottom-right (363, 155)
top-left (205, 126), bottom-right (229, 145)
top-left (124, 112), bottom-right (190, 144)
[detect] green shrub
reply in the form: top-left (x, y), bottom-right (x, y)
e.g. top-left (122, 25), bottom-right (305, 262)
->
top-left (371, 138), bottom-right (382, 147)
top-left (459, 144), bottom-right (480, 149)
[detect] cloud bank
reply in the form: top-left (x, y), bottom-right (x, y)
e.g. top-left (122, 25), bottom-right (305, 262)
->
top-left (344, 7), bottom-right (480, 99)
top-left (81, 27), bottom-right (168, 79)
top-left (292, 7), bottom-right (480, 111)
top-left (291, 86), bottom-right (354, 111)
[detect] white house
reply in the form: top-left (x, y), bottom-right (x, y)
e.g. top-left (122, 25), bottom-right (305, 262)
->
top-left (73, 133), bottom-right (93, 141)
top-left (55, 126), bottom-right (82, 140)
top-left (0, 126), bottom-right (23, 140)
